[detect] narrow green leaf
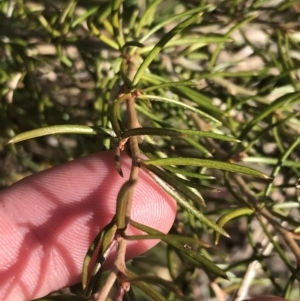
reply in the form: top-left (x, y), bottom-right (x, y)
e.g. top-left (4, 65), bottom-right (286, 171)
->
top-left (214, 208), bottom-right (254, 245)
top-left (71, 6), bottom-right (99, 28)
top-left (283, 274), bottom-right (297, 299)
top-left (263, 135), bottom-right (300, 199)
top-left (97, 223), bottom-right (117, 262)
top-left (144, 168), bottom-right (229, 236)
top-left (243, 112), bottom-right (298, 153)
top-left (138, 36), bottom-right (231, 54)
top-left (143, 80), bottom-right (197, 92)
top-left (135, 103), bottom-right (172, 127)
top-left (114, 148), bottom-right (123, 177)
top-left (132, 12), bottom-right (202, 86)
top-left (143, 157), bottom-right (271, 179)
top-left (146, 164), bottom-right (206, 207)
top-left (122, 41), bottom-right (144, 53)
top-left (135, 0), bottom-right (163, 38)
top-left (125, 233), bottom-right (211, 248)
top-left (37, 14), bottom-right (60, 36)
top-left (139, 5), bottom-right (211, 43)
top-left (175, 177), bottom-right (218, 191)
top-left (116, 180), bottom-right (137, 229)
top-left (178, 246), bottom-right (227, 278)
top-left (86, 16), bottom-right (119, 50)
top-left (7, 125), bottom-right (100, 144)
top-left (125, 272), bottom-right (183, 296)
top-left (82, 228), bottom-right (105, 289)
top-left (130, 220), bottom-right (227, 279)
top-left (242, 157), bottom-right (300, 168)
top-left (84, 221), bottom-right (117, 296)
top-left (257, 215), bottom-right (299, 280)
top-left (183, 136), bottom-right (213, 157)
top-left (162, 166), bottom-right (216, 180)
top-left (167, 247), bottom-right (180, 280)
top-left (138, 94), bottom-right (221, 124)
top-left (58, 1), bottom-right (76, 24)
top-left (111, 0), bottom-right (125, 48)
top-left (131, 279), bottom-right (168, 301)
top-left (121, 127), bottom-right (239, 143)
top-left (209, 13), bottom-right (258, 70)
top-left (93, 126), bottom-right (117, 137)
top-left (128, 8), bottom-right (139, 34)
top-left (175, 85), bottom-right (224, 115)
top-left (141, 73), bottom-right (223, 114)
top-left (110, 92), bottom-right (134, 137)
top-left (239, 91), bottom-right (300, 139)
top-left (272, 115), bottom-right (285, 154)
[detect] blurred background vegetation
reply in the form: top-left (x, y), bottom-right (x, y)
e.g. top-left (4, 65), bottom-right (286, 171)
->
top-left (1, 0), bottom-right (300, 300)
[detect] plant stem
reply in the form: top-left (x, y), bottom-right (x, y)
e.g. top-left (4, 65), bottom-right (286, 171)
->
top-left (95, 266), bottom-right (118, 301)
top-left (98, 45), bottom-right (142, 299)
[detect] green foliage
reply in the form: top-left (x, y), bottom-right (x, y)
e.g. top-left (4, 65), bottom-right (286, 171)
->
top-left (1, 0), bottom-right (300, 300)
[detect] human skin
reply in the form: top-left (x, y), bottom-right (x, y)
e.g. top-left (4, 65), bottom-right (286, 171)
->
top-left (0, 150), bottom-right (176, 301)
top-left (0, 150), bottom-right (290, 301)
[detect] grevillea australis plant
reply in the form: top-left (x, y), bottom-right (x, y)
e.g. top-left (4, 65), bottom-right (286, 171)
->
top-left (1, 0), bottom-right (300, 300)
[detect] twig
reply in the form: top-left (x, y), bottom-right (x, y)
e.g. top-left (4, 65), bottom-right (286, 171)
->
top-left (211, 281), bottom-right (227, 301)
top-left (232, 174), bottom-right (300, 267)
top-left (95, 265), bottom-right (118, 301)
top-left (97, 39), bottom-right (142, 299)
top-left (233, 223), bottom-right (278, 301)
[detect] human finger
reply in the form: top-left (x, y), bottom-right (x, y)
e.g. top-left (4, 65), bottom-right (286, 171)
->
top-left (0, 150), bottom-right (176, 301)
